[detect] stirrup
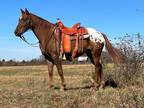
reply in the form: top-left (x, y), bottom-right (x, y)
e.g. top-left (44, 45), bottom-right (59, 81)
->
top-left (62, 54), bottom-right (66, 60)
top-left (59, 53), bottom-right (66, 61)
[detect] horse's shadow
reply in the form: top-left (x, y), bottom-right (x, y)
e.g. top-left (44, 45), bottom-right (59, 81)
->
top-left (54, 79), bottom-right (118, 91)
top-left (54, 85), bottom-right (94, 91)
top-left (65, 85), bottom-right (94, 91)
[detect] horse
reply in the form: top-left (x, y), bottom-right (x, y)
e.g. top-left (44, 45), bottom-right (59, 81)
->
top-left (14, 9), bottom-right (123, 91)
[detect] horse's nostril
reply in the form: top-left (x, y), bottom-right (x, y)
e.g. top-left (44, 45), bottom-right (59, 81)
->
top-left (14, 30), bottom-right (17, 35)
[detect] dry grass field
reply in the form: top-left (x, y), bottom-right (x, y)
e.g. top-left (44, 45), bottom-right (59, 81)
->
top-left (0, 64), bottom-right (144, 108)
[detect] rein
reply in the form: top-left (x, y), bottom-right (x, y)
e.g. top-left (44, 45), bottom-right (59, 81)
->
top-left (20, 35), bottom-right (39, 47)
top-left (44, 24), bottom-right (58, 51)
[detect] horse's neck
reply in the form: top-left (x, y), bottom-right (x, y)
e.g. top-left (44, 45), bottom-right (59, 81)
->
top-left (30, 14), bottom-right (54, 44)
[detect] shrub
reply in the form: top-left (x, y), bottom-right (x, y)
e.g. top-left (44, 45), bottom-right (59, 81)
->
top-left (114, 33), bottom-right (144, 87)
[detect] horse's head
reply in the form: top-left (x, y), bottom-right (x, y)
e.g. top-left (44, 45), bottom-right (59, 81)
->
top-left (14, 9), bottom-right (32, 37)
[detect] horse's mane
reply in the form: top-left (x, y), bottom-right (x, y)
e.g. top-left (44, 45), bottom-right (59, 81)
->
top-left (30, 13), bottom-right (55, 29)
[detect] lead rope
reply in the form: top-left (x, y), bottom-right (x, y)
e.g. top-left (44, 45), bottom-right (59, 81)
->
top-left (20, 35), bottom-right (39, 47)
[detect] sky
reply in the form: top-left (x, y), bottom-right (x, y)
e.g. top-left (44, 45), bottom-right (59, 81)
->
top-left (0, 0), bottom-right (144, 61)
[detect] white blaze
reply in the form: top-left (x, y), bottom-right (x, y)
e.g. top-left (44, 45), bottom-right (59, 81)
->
top-left (19, 16), bottom-right (22, 20)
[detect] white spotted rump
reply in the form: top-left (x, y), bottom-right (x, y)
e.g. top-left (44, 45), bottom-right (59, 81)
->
top-left (86, 28), bottom-right (105, 44)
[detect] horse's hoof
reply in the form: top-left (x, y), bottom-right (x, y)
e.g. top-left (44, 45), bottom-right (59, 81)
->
top-left (51, 90), bottom-right (59, 97)
top-left (94, 86), bottom-right (99, 91)
top-left (60, 85), bottom-right (66, 91)
top-left (99, 85), bottom-right (104, 90)
top-left (60, 87), bottom-right (65, 91)
top-left (48, 85), bottom-right (54, 89)
top-left (99, 81), bottom-right (105, 89)
top-left (60, 88), bottom-right (65, 92)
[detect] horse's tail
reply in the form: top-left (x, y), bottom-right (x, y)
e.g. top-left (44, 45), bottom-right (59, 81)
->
top-left (101, 32), bottom-right (124, 65)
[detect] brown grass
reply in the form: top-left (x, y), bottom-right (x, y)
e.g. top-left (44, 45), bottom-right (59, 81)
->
top-left (0, 64), bottom-right (143, 108)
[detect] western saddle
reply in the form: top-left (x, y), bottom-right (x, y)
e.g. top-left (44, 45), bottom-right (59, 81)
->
top-left (57, 19), bottom-right (88, 60)
top-left (60, 23), bottom-right (88, 35)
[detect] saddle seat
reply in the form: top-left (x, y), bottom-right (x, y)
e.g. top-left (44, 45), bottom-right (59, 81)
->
top-left (61, 23), bottom-right (88, 36)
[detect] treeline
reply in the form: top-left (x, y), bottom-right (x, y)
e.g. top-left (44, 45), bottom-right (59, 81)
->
top-left (0, 55), bottom-right (45, 66)
top-left (0, 58), bottom-right (46, 66)
top-left (0, 52), bottom-right (112, 66)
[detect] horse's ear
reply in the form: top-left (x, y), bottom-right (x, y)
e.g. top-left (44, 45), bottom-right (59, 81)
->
top-left (20, 9), bottom-right (25, 14)
top-left (25, 8), bottom-right (30, 15)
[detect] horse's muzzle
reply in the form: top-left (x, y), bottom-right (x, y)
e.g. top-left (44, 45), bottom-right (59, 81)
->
top-left (14, 30), bottom-right (21, 37)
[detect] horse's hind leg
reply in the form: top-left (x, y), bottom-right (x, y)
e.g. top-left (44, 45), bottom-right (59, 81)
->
top-left (93, 58), bottom-right (105, 89)
top-left (55, 61), bottom-right (66, 91)
top-left (90, 43), bottom-right (105, 89)
top-left (87, 51), bottom-right (104, 89)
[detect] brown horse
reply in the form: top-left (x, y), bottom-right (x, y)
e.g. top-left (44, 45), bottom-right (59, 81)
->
top-left (14, 9), bottom-right (123, 91)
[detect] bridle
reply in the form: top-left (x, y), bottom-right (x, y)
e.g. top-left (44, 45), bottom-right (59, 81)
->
top-left (19, 16), bottom-right (39, 47)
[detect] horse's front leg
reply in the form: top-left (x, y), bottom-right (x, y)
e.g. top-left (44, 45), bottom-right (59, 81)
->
top-left (47, 60), bottom-right (54, 89)
top-left (55, 61), bottom-right (66, 91)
